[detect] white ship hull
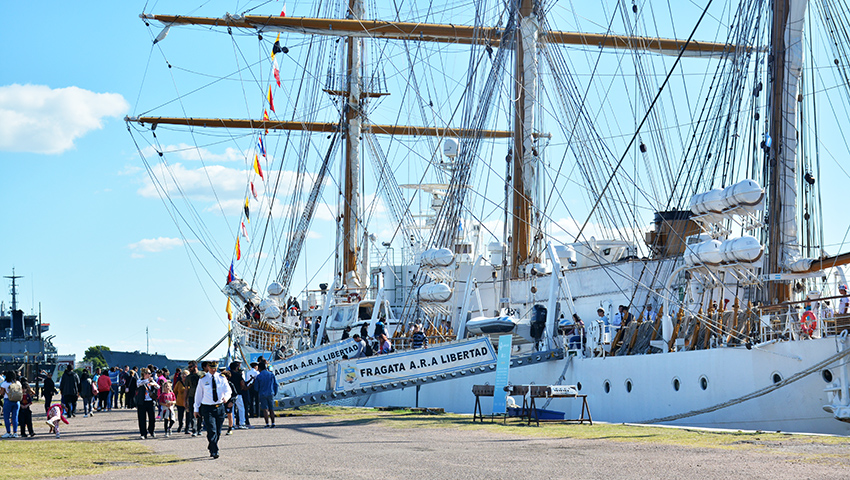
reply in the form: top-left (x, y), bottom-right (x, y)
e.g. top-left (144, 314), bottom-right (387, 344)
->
top-left (359, 336), bottom-right (850, 435)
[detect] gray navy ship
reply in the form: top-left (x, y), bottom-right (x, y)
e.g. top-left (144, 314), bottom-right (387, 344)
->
top-left (0, 270), bottom-right (56, 379)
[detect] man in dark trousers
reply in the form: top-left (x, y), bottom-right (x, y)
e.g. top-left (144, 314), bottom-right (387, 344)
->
top-left (58, 365), bottom-right (80, 417)
top-left (185, 361), bottom-right (201, 435)
top-left (194, 360), bottom-right (231, 459)
top-left (39, 370), bottom-right (56, 412)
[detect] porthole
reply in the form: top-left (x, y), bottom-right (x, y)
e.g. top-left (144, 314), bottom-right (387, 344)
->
top-left (603, 380), bottom-right (610, 393)
top-left (672, 377), bottom-right (680, 391)
top-left (772, 372), bottom-right (783, 384)
top-left (699, 376), bottom-right (708, 391)
top-left (577, 382), bottom-right (582, 391)
top-left (625, 379), bottom-right (633, 393)
top-left (823, 369), bottom-right (834, 383)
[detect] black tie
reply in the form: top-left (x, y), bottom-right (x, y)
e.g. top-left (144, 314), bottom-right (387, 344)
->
top-left (211, 375), bottom-right (218, 404)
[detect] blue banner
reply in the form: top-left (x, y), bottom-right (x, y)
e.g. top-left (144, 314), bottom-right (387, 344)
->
top-left (491, 335), bottom-right (513, 414)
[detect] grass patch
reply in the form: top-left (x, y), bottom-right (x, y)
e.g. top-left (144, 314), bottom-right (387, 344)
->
top-left (0, 440), bottom-right (182, 480)
top-left (285, 405), bottom-right (850, 453)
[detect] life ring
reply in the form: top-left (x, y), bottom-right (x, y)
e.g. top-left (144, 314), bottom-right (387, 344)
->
top-left (347, 292), bottom-right (361, 303)
top-left (801, 310), bottom-right (817, 336)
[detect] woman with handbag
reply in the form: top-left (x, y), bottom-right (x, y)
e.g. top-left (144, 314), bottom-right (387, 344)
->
top-left (135, 368), bottom-right (159, 439)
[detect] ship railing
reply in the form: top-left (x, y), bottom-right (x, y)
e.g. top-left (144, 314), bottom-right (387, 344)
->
top-left (232, 317), bottom-right (303, 353)
top-left (757, 308), bottom-right (850, 341)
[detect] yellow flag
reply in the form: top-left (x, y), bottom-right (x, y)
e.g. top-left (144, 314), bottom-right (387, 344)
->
top-left (226, 298), bottom-right (233, 320)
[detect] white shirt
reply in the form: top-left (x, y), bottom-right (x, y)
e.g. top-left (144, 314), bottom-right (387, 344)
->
top-left (194, 372), bottom-right (232, 410)
top-left (645, 310), bottom-right (656, 322)
top-left (611, 312), bottom-right (622, 327)
top-left (840, 296), bottom-right (849, 315)
top-left (0, 381), bottom-right (10, 400)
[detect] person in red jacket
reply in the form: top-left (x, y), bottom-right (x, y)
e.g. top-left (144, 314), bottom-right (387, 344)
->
top-left (96, 372), bottom-right (112, 412)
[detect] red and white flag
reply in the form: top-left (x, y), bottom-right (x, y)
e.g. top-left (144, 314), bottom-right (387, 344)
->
top-left (251, 181), bottom-right (259, 200)
top-left (280, 3), bottom-right (286, 17)
top-left (241, 221), bottom-right (251, 243)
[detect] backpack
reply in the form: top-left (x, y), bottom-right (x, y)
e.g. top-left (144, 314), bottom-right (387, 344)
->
top-left (7, 382), bottom-right (23, 402)
top-left (364, 341), bottom-right (374, 357)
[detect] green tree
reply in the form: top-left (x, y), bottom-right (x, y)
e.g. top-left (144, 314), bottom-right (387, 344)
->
top-left (83, 345), bottom-right (111, 371)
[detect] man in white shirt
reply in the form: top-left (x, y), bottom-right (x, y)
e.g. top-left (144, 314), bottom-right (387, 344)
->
top-left (194, 361), bottom-right (232, 459)
top-left (839, 285), bottom-right (849, 316)
top-left (644, 304), bottom-right (656, 323)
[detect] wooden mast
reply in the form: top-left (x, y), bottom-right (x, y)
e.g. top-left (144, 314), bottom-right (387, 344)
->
top-left (510, 0), bottom-right (536, 277)
top-left (341, 0), bottom-right (363, 290)
top-left (767, 0), bottom-right (789, 304)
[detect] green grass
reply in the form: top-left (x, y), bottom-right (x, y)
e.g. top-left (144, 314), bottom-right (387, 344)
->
top-left (0, 440), bottom-right (182, 480)
top-left (286, 405), bottom-right (850, 452)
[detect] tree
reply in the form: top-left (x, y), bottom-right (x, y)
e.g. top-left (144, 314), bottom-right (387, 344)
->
top-left (83, 345), bottom-right (111, 371)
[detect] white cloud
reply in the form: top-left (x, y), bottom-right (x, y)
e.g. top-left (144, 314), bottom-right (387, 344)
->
top-left (0, 84), bottom-right (128, 154)
top-left (128, 237), bottom-right (184, 253)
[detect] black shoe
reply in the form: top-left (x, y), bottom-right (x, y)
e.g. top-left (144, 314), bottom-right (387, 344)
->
top-left (213, 453), bottom-right (220, 459)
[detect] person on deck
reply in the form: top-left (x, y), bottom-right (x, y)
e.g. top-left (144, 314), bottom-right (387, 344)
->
top-left (410, 323), bottom-right (428, 349)
top-left (644, 304), bottom-right (656, 323)
top-left (839, 285), bottom-right (849, 315)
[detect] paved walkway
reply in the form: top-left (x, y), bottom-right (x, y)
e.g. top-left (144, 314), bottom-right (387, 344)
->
top-left (30, 404), bottom-right (849, 480)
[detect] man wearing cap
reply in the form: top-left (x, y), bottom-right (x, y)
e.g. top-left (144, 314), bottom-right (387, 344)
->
top-left (839, 285), bottom-right (849, 316)
top-left (194, 361), bottom-right (231, 459)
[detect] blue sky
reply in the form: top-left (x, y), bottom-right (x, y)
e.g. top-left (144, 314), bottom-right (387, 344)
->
top-left (3, 0), bottom-right (850, 363)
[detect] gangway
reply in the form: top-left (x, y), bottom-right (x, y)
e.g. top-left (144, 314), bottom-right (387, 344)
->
top-left (275, 347), bottom-right (565, 409)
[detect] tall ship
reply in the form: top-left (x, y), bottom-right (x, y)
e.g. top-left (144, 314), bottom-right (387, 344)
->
top-left (0, 270), bottom-right (57, 379)
top-left (129, 0), bottom-right (850, 434)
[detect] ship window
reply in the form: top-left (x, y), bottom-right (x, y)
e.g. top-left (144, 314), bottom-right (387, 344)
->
top-left (699, 376), bottom-right (708, 390)
top-left (672, 378), bottom-right (680, 391)
top-left (823, 369), bottom-right (834, 383)
top-left (625, 379), bottom-right (633, 393)
top-left (603, 380), bottom-right (610, 393)
top-left (576, 382), bottom-right (582, 391)
top-left (603, 248), bottom-right (611, 256)
top-left (772, 372), bottom-right (783, 384)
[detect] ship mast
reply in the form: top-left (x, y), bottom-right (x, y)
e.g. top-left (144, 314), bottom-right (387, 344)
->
top-left (340, 0), bottom-right (364, 292)
top-left (4, 269), bottom-right (21, 312)
top-left (766, 0), bottom-right (808, 304)
top-left (510, 0), bottom-right (540, 277)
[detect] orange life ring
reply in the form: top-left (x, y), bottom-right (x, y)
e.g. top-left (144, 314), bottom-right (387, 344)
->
top-left (801, 310), bottom-right (817, 335)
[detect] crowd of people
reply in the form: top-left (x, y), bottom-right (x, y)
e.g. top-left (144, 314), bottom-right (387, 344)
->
top-left (0, 356), bottom-right (281, 454)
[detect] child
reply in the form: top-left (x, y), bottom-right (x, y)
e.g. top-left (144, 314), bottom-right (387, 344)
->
top-left (158, 381), bottom-right (176, 437)
top-left (19, 381), bottom-right (35, 437)
top-left (45, 403), bottom-right (69, 438)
